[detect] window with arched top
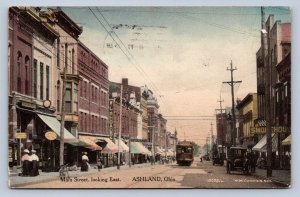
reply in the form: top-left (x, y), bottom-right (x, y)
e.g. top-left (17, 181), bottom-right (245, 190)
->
top-left (17, 51), bottom-right (22, 92)
top-left (17, 51), bottom-right (22, 61)
top-left (24, 56), bottom-right (30, 95)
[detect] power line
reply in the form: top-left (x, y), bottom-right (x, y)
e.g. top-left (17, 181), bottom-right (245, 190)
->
top-left (93, 7), bottom-right (164, 98)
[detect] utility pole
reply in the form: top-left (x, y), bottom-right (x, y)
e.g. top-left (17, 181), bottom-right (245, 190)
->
top-left (149, 115), bottom-right (155, 165)
top-left (210, 122), bottom-right (213, 158)
top-left (164, 129), bottom-right (167, 163)
top-left (59, 43), bottom-right (68, 166)
top-left (216, 95), bottom-right (226, 156)
top-left (117, 84), bottom-right (122, 170)
top-left (261, 6), bottom-right (272, 177)
top-left (128, 107), bottom-right (131, 168)
top-left (223, 61), bottom-right (242, 147)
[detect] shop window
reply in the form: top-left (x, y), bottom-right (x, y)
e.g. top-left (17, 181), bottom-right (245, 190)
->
top-left (65, 82), bottom-right (72, 113)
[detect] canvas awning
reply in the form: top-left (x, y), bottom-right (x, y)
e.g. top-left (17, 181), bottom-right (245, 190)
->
top-left (130, 142), bottom-right (148, 154)
top-left (37, 114), bottom-right (77, 143)
top-left (78, 136), bottom-right (102, 151)
top-left (96, 137), bottom-right (118, 153)
top-left (252, 134), bottom-right (277, 152)
top-left (135, 142), bottom-right (151, 155)
top-left (115, 138), bottom-right (129, 152)
top-left (282, 134), bottom-right (291, 146)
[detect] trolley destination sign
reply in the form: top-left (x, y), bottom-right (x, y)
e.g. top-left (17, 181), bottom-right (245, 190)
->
top-left (250, 126), bottom-right (290, 135)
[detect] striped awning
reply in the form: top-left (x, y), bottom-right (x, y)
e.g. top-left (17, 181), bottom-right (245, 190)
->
top-left (78, 136), bottom-right (102, 151)
top-left (96, 137), bottom-right (118, 153)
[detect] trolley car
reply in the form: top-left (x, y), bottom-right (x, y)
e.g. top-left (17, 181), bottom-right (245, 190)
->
top-left (176, 141), bottom-right (194, 166)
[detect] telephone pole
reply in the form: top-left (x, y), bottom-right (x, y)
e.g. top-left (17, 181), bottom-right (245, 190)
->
top-left (261, 6), bottom-right (272, 177)
top-left (117, 84), bottom-right (122, 170)
top-left (223, 61), bottom-right (242, 146)
top-left (210, 122), bottom-right (213, 158)
top-left (59, 43), bottom-right (68, 166)
top-left (216, 95), bottom-right (226, 155)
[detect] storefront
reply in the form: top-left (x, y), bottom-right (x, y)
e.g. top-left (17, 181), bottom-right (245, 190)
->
top-left (96, 137), bottom-right (118, 167)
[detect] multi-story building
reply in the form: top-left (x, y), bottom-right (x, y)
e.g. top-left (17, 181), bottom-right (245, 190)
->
top-left (77, 41), bottom-right (109, 136)
top-left (256, 15), bottom-right (291, 127)
top-left (215, 113), bottom-right (228, 148)
top-left (157, 114), bottom-right (167, 149)
top-left (146, 89), bottom-right (159, 152)
top-left (254, 15), bottom-right (291, 160)
top-left (236, 93), bottom-right (258, 148)
top-left (274, 51), bottom-right (291, 169)
top-left (8, 7), bottom-right (83, 170)
top-left (109, 78), bottom-right (147, 140)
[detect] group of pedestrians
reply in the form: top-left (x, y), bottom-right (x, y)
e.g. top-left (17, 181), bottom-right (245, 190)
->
top-left (20, 149), bottom-right (40, 177)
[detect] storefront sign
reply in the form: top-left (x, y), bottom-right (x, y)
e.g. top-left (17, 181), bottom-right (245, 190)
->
top-left (21, 101), bottom-right (36, 109)
top-left (45, 131), bottom-right (57, 140)
top-left (15, 132), bottom-right (27, 139)
top-left (65, 114), bottom-right (79, 122)
top-left (250, 126), bottom-right (290, 135)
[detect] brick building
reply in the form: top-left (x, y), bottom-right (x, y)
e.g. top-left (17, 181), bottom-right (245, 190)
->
top-left (77, 41), bottom-right (109, 137)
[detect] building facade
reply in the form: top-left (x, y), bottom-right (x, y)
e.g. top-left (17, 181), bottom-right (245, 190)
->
top-left (236, 93), bottom-right (258, 148)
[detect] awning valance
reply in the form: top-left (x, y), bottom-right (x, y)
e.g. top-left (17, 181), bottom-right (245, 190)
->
top-left (135, 142), bottom-right (151, 155)
top-left (115, 139), bottom-right (129, 152)
top-left (252, 134), bottom-right (277, 152)
top-left (96, 137), bottom-right (118, 153)
top-left (37, 114), bottom-right (77, 143)
top-left (79, 136), bottom-right (102, 151)
top-left (282, 134), bottom-right (291, 146)
top-left (130, 142), bottom-right (149, 154)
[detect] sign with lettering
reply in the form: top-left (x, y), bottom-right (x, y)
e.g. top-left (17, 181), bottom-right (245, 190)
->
top-left (45, 131), bottom-right (57, 141)
top-left (21, 101), bottom-right (36, 109)
top-left (15, 132), bottom-right (27, 139)
top-left (250, 126), bottom-right (290, 135)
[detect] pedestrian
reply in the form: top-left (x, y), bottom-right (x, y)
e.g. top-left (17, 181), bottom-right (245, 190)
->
top-left (97, 158), bottom-right (102, 172)
top-left (199, 154), bottom-right (203, 162)
top-left (132, 155), bottom-right (135, 165)
top-left (20, 149), bottom-right (31, 176)
top-left (81, 152), bottom-right (89, 172)
top-left (30, 150), bottom-right (39, 176)
top-left (248, 151), bottom-right (255, 173)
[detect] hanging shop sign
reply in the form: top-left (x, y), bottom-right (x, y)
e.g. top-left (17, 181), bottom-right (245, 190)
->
top-left (45, 131), bottom-right (57, 141)
top-left (250, 126), bottom-right (290, 135)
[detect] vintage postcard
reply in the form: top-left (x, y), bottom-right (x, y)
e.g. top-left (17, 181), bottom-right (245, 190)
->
top-left (8, 6), bottom-right (291, 188)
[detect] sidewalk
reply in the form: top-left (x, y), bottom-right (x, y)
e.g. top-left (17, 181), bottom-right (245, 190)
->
top-left (9, 162), bottom-right (152, 188)
top-left (253, 168), bottom-right (291, 187)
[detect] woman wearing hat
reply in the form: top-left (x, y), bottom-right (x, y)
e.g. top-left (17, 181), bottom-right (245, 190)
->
top-left (81, 152), bottom-right (89, 172)
top-left (21, 149), bottom-right (30, 176)
top-left (30, 150), bottom-right (39, 176)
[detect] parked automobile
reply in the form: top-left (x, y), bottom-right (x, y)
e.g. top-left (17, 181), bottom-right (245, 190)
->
top-left (226, 147), bottom-right (251, 175)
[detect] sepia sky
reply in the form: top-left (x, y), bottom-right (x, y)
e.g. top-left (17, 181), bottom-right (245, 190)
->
top-left (62, 7), bottom-right (291, 146)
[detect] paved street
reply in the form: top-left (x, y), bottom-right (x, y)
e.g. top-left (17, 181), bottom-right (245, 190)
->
top-left (13, 157), bottom-right (288, 189)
